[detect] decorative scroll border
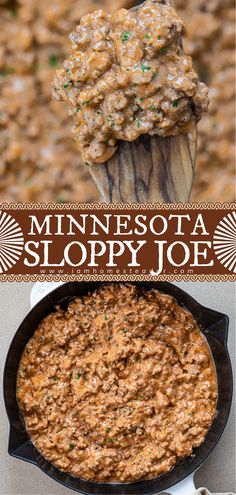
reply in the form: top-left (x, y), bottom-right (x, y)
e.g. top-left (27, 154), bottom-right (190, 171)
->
top-left (0, 202), bottom-right (235, 282)
top-left (0, 274), bottom-right (235, 282)
top-left (0, 202), bottom-right (235, 210)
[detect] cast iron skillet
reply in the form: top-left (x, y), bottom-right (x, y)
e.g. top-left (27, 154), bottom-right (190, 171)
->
top-left (4, 282), bottom-right (233, 495)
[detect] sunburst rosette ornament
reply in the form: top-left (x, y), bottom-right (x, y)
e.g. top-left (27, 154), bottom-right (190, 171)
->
top-left (0, 211), bottom-right (24, 274)
top-left (213, 212), bottom-right (236, 274)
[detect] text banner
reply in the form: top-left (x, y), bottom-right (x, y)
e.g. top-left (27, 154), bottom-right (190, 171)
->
top-left (0, 203), bottom-right (235, 281)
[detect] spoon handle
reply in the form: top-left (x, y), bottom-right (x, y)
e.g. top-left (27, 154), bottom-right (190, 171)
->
top-left (90, 129), bottom-right (197, 203)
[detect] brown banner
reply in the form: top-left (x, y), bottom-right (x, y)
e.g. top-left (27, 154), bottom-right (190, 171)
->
top-left (0, 202), bottom-right (235, 281)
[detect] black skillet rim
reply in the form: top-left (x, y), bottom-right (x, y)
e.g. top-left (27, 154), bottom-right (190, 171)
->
top-left (3, 281), bottom-right (233, 495)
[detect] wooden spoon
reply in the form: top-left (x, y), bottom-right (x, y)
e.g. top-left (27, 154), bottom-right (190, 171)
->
top-left (88, 0), bottom-right (197, 203)
top-left (89, 127), bottom-right (197, 203)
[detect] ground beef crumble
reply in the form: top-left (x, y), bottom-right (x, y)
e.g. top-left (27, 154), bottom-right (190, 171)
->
top-left (52, 0), bottom-right (208, 164)
top-left (17, 283), bottom-right (217, 482)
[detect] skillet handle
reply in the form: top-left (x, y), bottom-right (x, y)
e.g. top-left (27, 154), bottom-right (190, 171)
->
top-left (9, 426), bottom-right (36, 463)
top-left (167, 474), bottom-right (196, 495)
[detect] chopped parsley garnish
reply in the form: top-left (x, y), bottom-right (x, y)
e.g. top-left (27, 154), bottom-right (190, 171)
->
top-left (104, 313), bottom-right (108, 320)
top-left (49, 54), bottom-right (58, 67)
top-left (76, 107), bottom-right (80, 112)
top-left (141, 63), bottom-right (151, 72)
top-left (137, 120), bottom-right (142, 128)
top-left (106, 438), bottom-right (116, 443)
top-left (149, 105), bottom-right (156, 111)
top-left (25, 178), bottom-right (32, 186)
top-left (146, 33), bottom-right (151, 39)
top-left (152, 71), bottom-right (158, 78)
top-left (66, 68), bottom-right (70, 73)
top-left (68, 443), bottom-right (75, 449)
top-left (0, 68), bottom-right (15, 77)
top-left (52, 376), bottom-right (59, 381)
top-left (63, 84), bottom-right (69, 89)
top-left (56, 196), bottom-right (66, 203)
top-left (107, 116), bottom-right (115, 128)
top-left (121, 31), bottom-right (131, 43)
top-left (11, 8), bottom-right (18, 18)
top-left (159, 47), bottom-right (168, 55)
top-left (158, 35), bottom-right (162, 41)
top-left (76, 373), bottom-right (82, 379)
top-left (82, 100), bottom-right (91, 106)
top-left (106, 427), bottom-right (111, 432)
top-left (172, 99), bottom-right (179, 108)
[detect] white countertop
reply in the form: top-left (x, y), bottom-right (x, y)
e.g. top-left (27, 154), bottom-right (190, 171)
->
top-left (0, 282), bottom-right (235, 495)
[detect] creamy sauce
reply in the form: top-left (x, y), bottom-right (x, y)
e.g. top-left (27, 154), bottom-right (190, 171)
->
top-left (0, 0), bottom-right (234, 202)
top-left (17, 283), bottom-right (217, 483)
top-left (52, 0), bottom-right (208, 164)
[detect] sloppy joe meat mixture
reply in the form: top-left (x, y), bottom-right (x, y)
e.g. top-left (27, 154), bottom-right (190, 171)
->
top-left (17, 284), bottom-right (217, 483)
top-left (52, 0), bottom-right (208, 164)
top-left (0, 0), bottom-right (235, 202)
